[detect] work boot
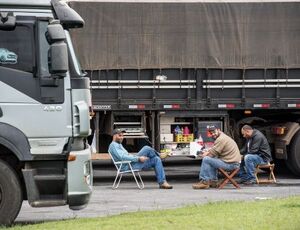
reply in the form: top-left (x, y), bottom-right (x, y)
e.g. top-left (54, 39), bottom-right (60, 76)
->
top-left (160, 152), bottom-right (172, 159)
top-left (159, 181), bottom-right (173, 189)
top-left (192, 180), bottom-right (210, 189)
top-left (210, 180), bottom-right (220, 188)
top-left (242, 180), bottom-right (256, 185)
top-left (235, 178), bottom-right (248, 184)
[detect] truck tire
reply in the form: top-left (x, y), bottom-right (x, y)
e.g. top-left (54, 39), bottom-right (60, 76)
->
top-left (0, 159), bottom-right (23, 225)
top-left (286, 130), bottom-right (300, 176)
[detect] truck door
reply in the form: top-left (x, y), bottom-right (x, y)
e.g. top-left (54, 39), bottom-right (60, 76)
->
top-left (0, 18), bottom-right (72, 155)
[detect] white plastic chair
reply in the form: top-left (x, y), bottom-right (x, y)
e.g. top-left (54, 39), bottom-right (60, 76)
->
top-left (108, 151), bottom-right (144, 189)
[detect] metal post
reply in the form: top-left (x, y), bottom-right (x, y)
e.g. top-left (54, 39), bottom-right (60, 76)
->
top-left (155, 111), bottom-right (160, 151)
top-left (196, 69), bottom-right (201, 107)
top-left (151, 111), bottom-right (155, 148)
top-left (95, 111), bottom-right (100, 153)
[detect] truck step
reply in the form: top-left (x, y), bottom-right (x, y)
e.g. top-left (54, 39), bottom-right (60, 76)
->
top-left (30, 199), bottom-right (67, 207)
top-left (34, 174), bottom-right (66, 181)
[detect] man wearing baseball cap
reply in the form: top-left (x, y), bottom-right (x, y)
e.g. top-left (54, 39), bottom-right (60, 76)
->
top-left (108, 128), bottom-right (173, 189)
top-left (192, 126), bottom-right (241, 189)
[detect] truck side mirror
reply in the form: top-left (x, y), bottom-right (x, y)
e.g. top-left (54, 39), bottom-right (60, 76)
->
top-left (48, 42), bottom-right (68, 76)
top-left (0, 12), bottom-right (16, 31)
top-left (46, 22), bottom-right (65, 44)
top-left (51, 0), bottom-right (84, 29)
top-left (46, 22), bottom-right (68, 76)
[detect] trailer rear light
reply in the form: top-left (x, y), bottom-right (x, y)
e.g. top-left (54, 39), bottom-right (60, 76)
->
top-left (272, 126), bottom-right (286, 135)
top-left (253, 104), bottom-right (270, 108)
top-left (128, 104), bottom-right (145, 109)
top-left (89, 106), bottom-right (95, 117)
top-left (287, 104), bottom-right (300, 108)
top-left (218, 104), bottom-right (235, 109)
top-left (163, 104), bottom-right (180, 109)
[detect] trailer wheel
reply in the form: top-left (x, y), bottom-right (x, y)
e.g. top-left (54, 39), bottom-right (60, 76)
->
top-left (0, 159), bottom-right (23, 225)
top-left (286, 130), bottom-right (300, 176)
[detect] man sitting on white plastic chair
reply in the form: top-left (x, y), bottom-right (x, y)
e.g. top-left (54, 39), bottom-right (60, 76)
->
top-left (108, 129), bottom-right (173, 189)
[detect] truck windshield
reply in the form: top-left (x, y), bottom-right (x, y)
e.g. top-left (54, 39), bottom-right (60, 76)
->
top-left (65, 31), bottom-right (84, 77)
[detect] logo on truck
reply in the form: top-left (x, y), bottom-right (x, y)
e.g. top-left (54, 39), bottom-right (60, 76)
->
top-left (43, 105), bottom-right (63, 112)
top-left (0, 48), bottom-right (18, 64)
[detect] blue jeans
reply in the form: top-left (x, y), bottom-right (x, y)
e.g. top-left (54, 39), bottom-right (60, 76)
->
top-left (199, 156), bottom-right (240, 181)
top-left (238, 153), bottom-right (267, 181)
top-left (131, 146), bottom-right (166, 184)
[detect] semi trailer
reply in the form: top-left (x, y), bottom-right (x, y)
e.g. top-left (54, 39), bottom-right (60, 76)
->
top-left (0, 0), bottom-right (93, 224)
top-left (69, 0), bottom-right (300, 176)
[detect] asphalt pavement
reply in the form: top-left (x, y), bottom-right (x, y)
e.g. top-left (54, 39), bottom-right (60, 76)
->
top-left (15, 157), bottom-right (300, 224)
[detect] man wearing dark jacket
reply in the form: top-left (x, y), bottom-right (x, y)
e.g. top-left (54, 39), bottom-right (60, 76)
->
top-left (238, 125), bottom-right (272, 184)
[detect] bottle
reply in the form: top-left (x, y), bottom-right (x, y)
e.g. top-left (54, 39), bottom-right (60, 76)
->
top-left (183, 126), bottom-right (190, 135)
top-left (174, 125), bottom-right (181, 134)
top-left (197, 134), bottom-right (204, 146)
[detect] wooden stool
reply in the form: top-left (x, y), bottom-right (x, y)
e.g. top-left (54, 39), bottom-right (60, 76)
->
top-left (255, 163), bottom-right (276, 184)
top-left (218, 168), bottom-right (240, 189)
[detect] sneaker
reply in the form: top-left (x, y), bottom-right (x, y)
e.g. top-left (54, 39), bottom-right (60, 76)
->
top-left (159, 181), bottom-right (173, 189)
top-left (192, 180), bottom-right (210, 189)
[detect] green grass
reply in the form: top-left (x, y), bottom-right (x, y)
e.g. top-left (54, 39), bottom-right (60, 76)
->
top-left (7, 196), bottom-right (300, 230)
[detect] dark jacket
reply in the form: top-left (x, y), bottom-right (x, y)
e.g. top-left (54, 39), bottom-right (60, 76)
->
top-left (240, 129), bottom-right (272, 162)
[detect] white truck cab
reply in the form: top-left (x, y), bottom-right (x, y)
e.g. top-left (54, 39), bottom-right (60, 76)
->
top-left (0, 0), bottom-right (93, 225)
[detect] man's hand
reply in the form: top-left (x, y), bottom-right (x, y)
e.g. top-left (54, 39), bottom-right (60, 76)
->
top-left (201, 151), bottom-right (210, 157)
top-left (139, 156), bottom-right (149, 163)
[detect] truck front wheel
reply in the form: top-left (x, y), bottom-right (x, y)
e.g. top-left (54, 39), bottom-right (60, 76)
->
top-left (286, 130), bottom-right (300, 176)
top-left (0, 159), bottom-right (23, 225)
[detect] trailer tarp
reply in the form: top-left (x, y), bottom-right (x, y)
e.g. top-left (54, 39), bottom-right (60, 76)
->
top-left (69, 1), bottom-right (300, 70)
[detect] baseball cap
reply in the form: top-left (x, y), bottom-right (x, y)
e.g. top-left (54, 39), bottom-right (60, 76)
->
top-left (207, 125), bottom-right (218, 132)
top-left (112, 128), bottom-right (126, 135)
